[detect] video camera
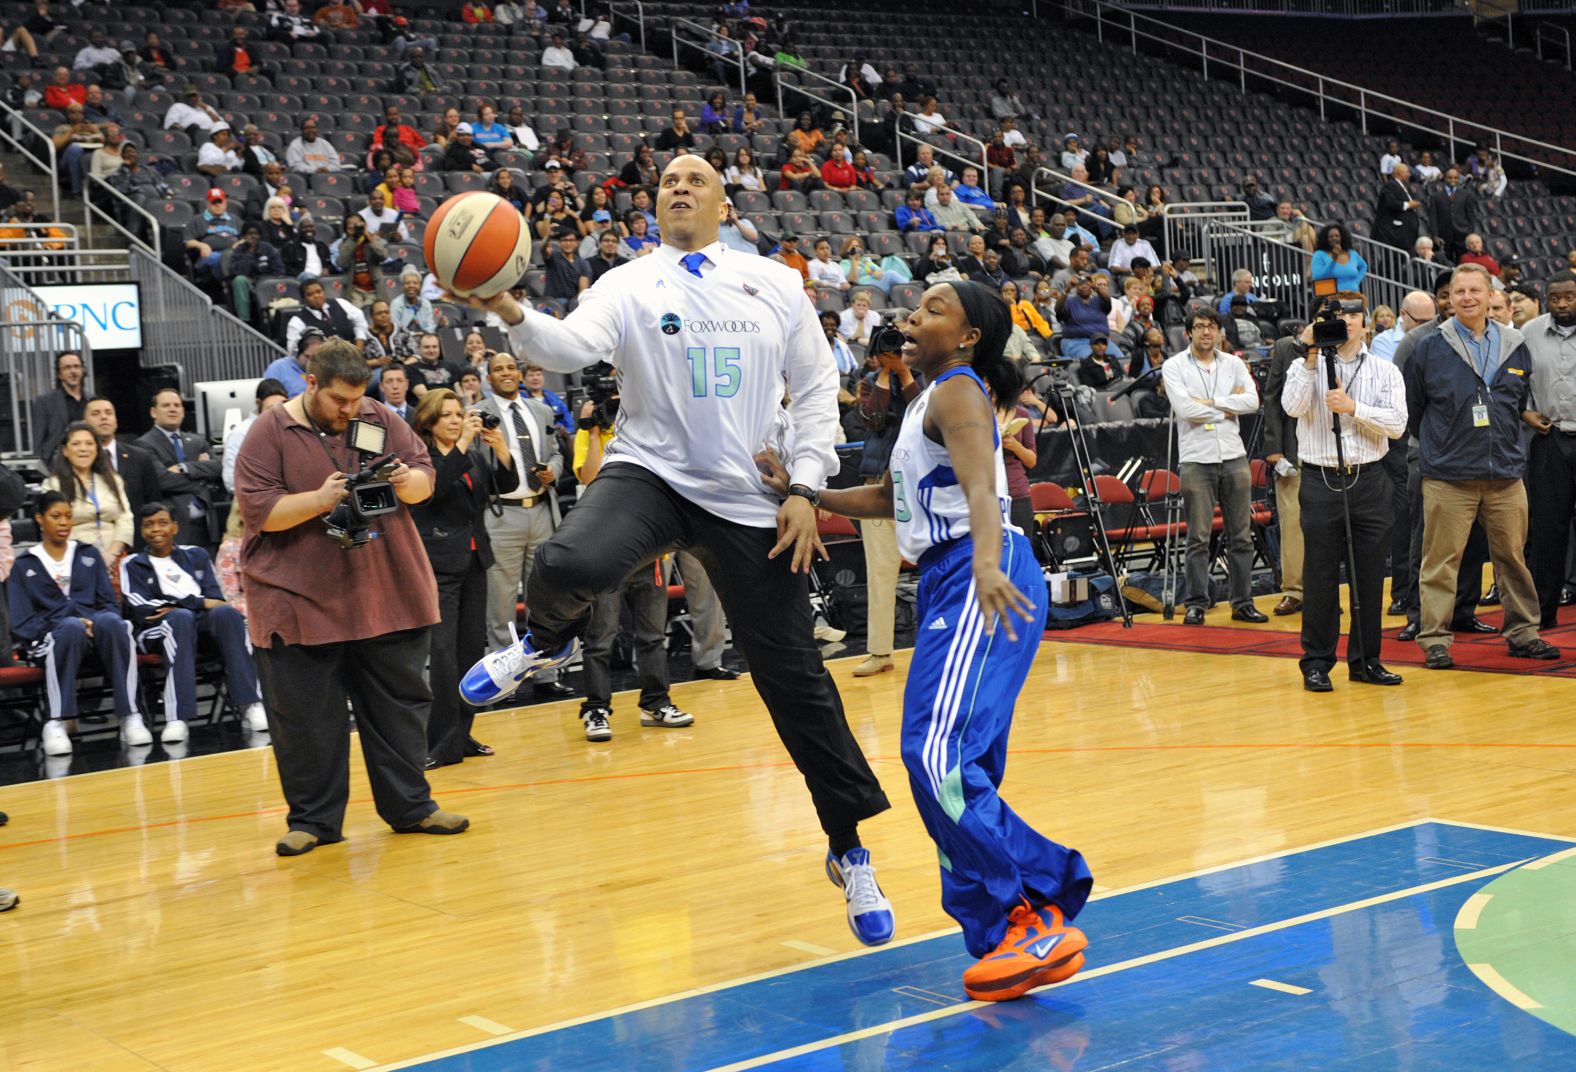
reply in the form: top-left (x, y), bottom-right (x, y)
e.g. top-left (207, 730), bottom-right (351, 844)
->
top-left (575, 361), bottom-right (621, 430)
top-left (867, 320), bottom-right (905, 359)
top-left (1310, 296), bottom-right (1366, 349)
top-left (324, 419), bottom-right (401, 549)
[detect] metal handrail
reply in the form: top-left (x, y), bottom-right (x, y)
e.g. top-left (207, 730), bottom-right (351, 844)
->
top-left (0, 98), bottom-right (62, 222)
top-left (670, 16), bottom-right (747, 95)
top-left (1470, 0), bottom-right (1516, 48)
top-left (896, 123), bottom-right (988, 200)
top-left (126, 245), bottom-right (280, 393)
top-left (608, 0), bottom-right (645, 50)
top-left (0, 261), bottom-right (90, 458)
top-left (777, 64), bottom-right (861, 146)
top-left (1536, 23), bottom-right (1572, 70)
top-left (1065, 0), bottom-right (1576, 179)
top-left (1027, 165), bottom-right (1145, 249)
top-left (1100, 0), bottom-right (1570, 14)
top-left (1202, 218), bottom-right (1417, 324)
top-left (83, 173), bottom-right (161, 262)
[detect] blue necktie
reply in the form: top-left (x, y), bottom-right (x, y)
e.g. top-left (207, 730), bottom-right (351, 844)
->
top-left (681, 252), bottom-right (707, 278)
top-left (169, 431), bottom-right (186, 463)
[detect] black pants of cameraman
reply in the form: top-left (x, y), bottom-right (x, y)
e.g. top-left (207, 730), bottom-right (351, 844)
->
top-left (255, 627), bottom-right (438, 839)
top-left (1299, 464), bottom-right (1392, 675)
top-left (526, 464), bottom-right (891, 838)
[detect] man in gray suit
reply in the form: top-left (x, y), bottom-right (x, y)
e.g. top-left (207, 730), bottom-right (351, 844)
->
top-left (137, 386), bottom-right (223, 550)
top-left (29, 350), bottom-right (88, 462)
top-left (474, 351), bottom-right (572, 700)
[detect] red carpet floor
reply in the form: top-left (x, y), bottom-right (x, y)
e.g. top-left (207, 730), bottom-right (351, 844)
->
top-left (1043, 604), bottom-right (1576, 677)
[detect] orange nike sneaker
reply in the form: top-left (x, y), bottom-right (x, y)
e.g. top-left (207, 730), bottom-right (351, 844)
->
top-left (962, 902), bottom-right (1088, 1002)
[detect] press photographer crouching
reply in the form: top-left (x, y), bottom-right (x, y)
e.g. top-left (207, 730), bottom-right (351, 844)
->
top-left (234, 338), bottom-right (469, 857)
top-left (410, 388), bottom-right (517, 768)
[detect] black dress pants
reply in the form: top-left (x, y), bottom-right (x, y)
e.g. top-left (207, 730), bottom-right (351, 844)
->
top-left (255, 627), bottom-right (437, 839)
top-left (1299, 465), bottom-right (1392, 674)
top-left (1528, 431), bottom-right (1576, 629)
top-left (428, 558), bottom-right (489, 765)
top-left (527, 464), bottom-right (891, 836)
top-left (1382, 443), bottom-right (1410, 590)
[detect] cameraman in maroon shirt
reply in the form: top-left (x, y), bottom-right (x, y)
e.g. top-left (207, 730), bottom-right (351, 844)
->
top-left (235, 339), bottom-right (469, 856)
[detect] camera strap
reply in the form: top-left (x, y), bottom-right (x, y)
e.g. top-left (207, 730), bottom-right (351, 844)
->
top-left (301, 398), bottom-right (363, 476)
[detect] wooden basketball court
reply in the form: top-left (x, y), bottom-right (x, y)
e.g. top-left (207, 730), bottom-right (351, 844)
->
top-left (2, 589), bottom-right (1574, 1071)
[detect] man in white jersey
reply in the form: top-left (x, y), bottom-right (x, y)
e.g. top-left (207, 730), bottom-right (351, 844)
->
top-left (456, 155), bottom-right (895, 947)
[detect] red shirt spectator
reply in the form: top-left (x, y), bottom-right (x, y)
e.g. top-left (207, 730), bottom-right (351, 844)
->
top-left (373, 121), bottom-right (429, 154)
top-left (43, 69), bottom-right (85, 112)
top-left (1459, 249), bottom-right (1502, 276)
top-left (461, 1), bottom-right (494, 23)
top-left (986, 142), bottom-right (1016, 171)
top-left (820, 156), bottom-right (856, 191)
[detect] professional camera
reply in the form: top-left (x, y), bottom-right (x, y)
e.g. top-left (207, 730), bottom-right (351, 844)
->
top-left (867, 320), bottom-right (906, 358)
top-left (1310, 296), bottom-right (1366, 349)
top-left (474, 409), bottom-right (502, 430)
top-left (576, 361), bottom-right (621, 430)
top-left (323, 419), bottom-right (402, 549)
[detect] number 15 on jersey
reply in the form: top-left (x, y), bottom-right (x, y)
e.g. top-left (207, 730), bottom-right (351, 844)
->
top-left (687, 347), bottom-right (742, 399)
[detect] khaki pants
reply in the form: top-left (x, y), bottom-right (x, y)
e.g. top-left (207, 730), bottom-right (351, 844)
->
top-left (861, 514), bottom-right (902, 657)
top-left (1274, 469), bottom-right (1303, 598)
top-left (1419, 478), bottom-right (1542, 650)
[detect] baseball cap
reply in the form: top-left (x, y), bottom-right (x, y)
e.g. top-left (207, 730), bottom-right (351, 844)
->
top-left (592, 209), bottom-right (611, 222)
top-left (780, 230), bottom-right (798, 241)
top-left (118, 40), bottom-right (135, 52)
top-left (1122, 224), bottom-right (1138, 234)
top-left (206, 188), bottom-right (226, 204)
top-left (455, 122), bottom-right (473, 134)
top-left (183, 83), bottom-right (200, 96)
top-left (544, 159), bottom-right (563, 170)
top-left (1064, 132), bottom-right (1079, 142)
top-left (296, 327), bottom-right (326, 355)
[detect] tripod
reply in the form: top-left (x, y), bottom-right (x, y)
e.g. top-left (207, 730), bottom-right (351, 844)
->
top-left (1052, 378), bottom-right (1134, 628)
top-left (1321, 343), bottom-right (1366, 668)
top-left (1160, 399), bottom-right (1183, 620)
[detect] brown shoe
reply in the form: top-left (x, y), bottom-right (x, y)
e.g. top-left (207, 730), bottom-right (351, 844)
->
top-left (395, 809), bottom-right (470, 835)
top-left (1273, 596), bottom-right (1303, 616)
top-left (853, 655), bottom-right (894, 677)
top-left (275, 830), bottom-right (344, 856)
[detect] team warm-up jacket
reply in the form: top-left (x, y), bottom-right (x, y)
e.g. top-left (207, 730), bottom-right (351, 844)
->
top-left (120, 545), bottom-right (227, 630)
top-left (6, 543), bottom-right (119, 648)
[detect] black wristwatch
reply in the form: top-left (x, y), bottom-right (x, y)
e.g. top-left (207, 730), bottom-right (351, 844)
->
top-left (787, 483), bottom-right (821, 508)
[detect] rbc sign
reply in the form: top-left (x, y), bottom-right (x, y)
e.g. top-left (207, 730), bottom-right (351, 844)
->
top-left (32, 283), bottom-right (144, 349)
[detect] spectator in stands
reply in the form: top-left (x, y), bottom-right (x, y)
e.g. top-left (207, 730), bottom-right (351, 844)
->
top-left (764, 230), bottom-right (807, 281)
top-left (951, 166), bottom-right (993, 210)
top-left (838, 289), bottom-right (882, 349)
top-left (786, 111), bottom-right (824, 156)
top-left (314, 0), bottom-right (360, 30)
top-left (732, 91), bottom-right (768, 135)
top-left (623, 209), bottom-right (658, 254)
top-left (930, 184), bottom-right (985, 234)
top-left (704, 26), bottom-right (740, 85)
top-left (1001, 228), bottom-right (1048, 279)
top-left (141, 30), bottom-right (175, 71)
top-left (43, 65), bottom-right (83, 111)
top-left (722, 146), bottom-right (765, 195)
top-left (1, 19), bottom-right (41, 66)
top-left (330, 215), bottom-right (388, 310)
top-left (80, 398), bottom-right (164, 543)
top-left (479, 169), bottom-right (526, 216)
top-left (50, 103), bottom-right (103, 196)
top-left (1311, 223), bottom-right (1368, 291)
top-left (107, 143), bottom-right (165, 217)
top-left (1404, 265), bottom-right (1556, 667)
top-left (778, 147), bottom-right (820, 193)
top-left (397, 47), bottom-right (444, 97)
top-left (913, 235), bottom-right (957, 285)
top-left (652, 108), bottom-right (697, 154)
top-left (895, 188), bottom-right (941, 233)
top-left (808, 237), bottom-right (849, 291)
top-left (1379, 140), bottom-right (1403, 178)
top-left (532, 189), bottom-right (577, 242)
top-left (1002, 280), bottom-right (1052, 343)
top-left (1507, 285), bottom-right (1541, 329)
top-left (838, 55), bottom-right (881, 100)
top-left (11, 490), bottom-right (144, 756)
top-left (970, 248), bottom-right (1010, 291)
top-left (1057, 273), bottom-right (1111, 358)
top-left (903, 144), bottom-right (951, 190)
top-left (462, 0), bottom-right (495, 22)
top-left (620, 143), bottom-right (659, 188)
top-left (223, 223), bottom-right (284, 326)
top-left (1458, 233), bottom-right (1502, 276)
top-left (1240, 176), bottom-right (1276, 221)
top-left (1109, 225), bottom-right (1161, 274)
top-left (718, 198), bottom-right (759, 255)
top-left (543, 227), bottom-right (591, 305)
top-left (372, 105), bottom-right (428, 163)
top-left (139, 390), bottom-right (223, 551)
top-left (1413, 151), bottom-right (1441, 184)
top-left (196, 124), bottom-right (243, 176)
top-left (1058, 132), bottom-right (1087, 172)
top-left (1373, 163), bottom-right (1423, 253)
top-left (270, 0), bottom-right (326, 40)
top-left (87, 124), bottom-right (125, 183)
top-left (265, 328), bottom-right (323, 399)
top-left (282, 216), bottom-right (334, 283)
top-left (1263, 200), bottom-right (1316, 252)
top-left (288, 280), bottom-right (370, 357)
top-left (503, 105), bottom-right (541, 164)
top-left (358, 188), bottom-right (410, 244)
top-left (819, 147), bottom-right (857, 194)
top-left (184, 188), bottom-right (241, 284)
top-left (518, 363), bottom-right (570, 432)
top-left (989, 78), bottom-right (1030, 123)
top-left (163, 85), bottom-right (222, 137)
top-left (1428, 167), bottom-right (1480, 261)
top-left (911, 96), bottom-right (949, 137)
top-left (956, 233), bottom-right (989, 279)
top-left (468, 105), bottom-right (513, 158)
top-left (376, 361), bottom-right (415, 421)
top-left (30, 350), bottom-right (87, 462)
top-left (81, 84), bottom-right (121, 127)
top-left (1487, 289), bottom-right (1513, 327)
top-left (1500, 258), bottom-right (1524, 290)
top-left (238, 124), bottom-right (279, 178)
top-left (365, 299), bottom-right (417, 375)
top-left (840, 238), bottom-right (907, 295)
top-left (286, 118), bottom-right (342, 174)
top-left (437, 122), bottom-right (493, 173)
top-left (122, 502), bottom-right (266, 744)
top-left (583, 227), bottom-right (624, 282)
top-left (44, 420), bottom-right (132, 562)
top-left (1214, 268), bottom-right (1258, 316)
top-left (402, 332), bottom-right (463, 399)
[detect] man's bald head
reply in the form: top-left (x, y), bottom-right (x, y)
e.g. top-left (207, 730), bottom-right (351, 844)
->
top-left (1392, 163), bottom-right (1410, 183)
top-left (656, 154), bottom-right (726, 249)
top-left (1400, 290), bottom-right (1436, 324)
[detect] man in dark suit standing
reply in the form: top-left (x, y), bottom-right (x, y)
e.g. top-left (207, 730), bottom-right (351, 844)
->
top-left (1372, 163), bottom-right (1421, 253)
top-left (81, 396), bottom-right (164, 546)
top-left (137, 387), bottom-right (222, 550)
top-left (1427, 166), bottom-right (1479, 262)
top-left (1261, 333), bottom-right (1304, 616)
top-left (378, 364), bottom-right (416, 424)
top-left (30, 350), bottom-right (88, 463)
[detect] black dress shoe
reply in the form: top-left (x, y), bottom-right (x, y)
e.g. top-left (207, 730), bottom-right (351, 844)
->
top-left (1183, 606), bottom-right (1205, 626)
top-left (1349, 664), bottom-right (1404, 686)
top-left (1451, 617), bottom-right (1499, 635)
top-left (1232, 605), bottom-right (1269, 623)
top-left (1302, 668), bottom-right (1333, 692)
top-left (1386, 600), bottom-right (1405, 616)
top-left (1507, 638), bottom-right (1561, 660)
top-left (425, 756), bottom-right (462, 771)
top-left (533, 680), bottom-right (577, 699)
top-left (1397, 622), bottom-right (1419, 642)
top-left (1480, 584), bottom-right (1501, 607)
top-left (694, 665), bottom-right (741, 681)
top-left (463, 737), bottom-right (494, 757)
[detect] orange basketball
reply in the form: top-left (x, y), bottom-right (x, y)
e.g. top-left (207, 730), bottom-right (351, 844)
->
top-left (424, 191), bottom-right (533, 299)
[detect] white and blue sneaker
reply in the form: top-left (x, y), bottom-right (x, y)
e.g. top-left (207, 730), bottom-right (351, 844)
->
top-left (826, 847), bottom-right (895, 947)
top-left (460, 626), bottom-right (581, 706)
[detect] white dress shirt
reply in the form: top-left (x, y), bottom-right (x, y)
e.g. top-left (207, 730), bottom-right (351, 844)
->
top-left (494, 393), bottom-right (548, 501)
top-left (1161, 348), bottom-right (1260, 463)
top-left (1280, 346), bottom-right (1408, 467)
top-left (504, 240), bottom-right (840, 526)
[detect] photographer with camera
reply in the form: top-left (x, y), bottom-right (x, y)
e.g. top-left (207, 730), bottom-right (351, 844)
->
top-left (1283, 294), bottom-right (1409, 692)
top-left (473, 351), bottom-right (571, 701)
top-left (411, 388), bottom-right (517, 767)
top-left (235, 338), bottom-right (468, 856)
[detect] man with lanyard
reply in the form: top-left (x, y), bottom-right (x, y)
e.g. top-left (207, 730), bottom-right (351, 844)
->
top-left (455, 155), bottom-right (895, 948)
top-left (1282, 292), bottom-right (1409, 692)
top-left (1403, 264), bottom-right (1559, 668)
top-left (1161, 308), bottom-right (1267, 625)
top-left (1519, 270), bottom-right (1576, 630)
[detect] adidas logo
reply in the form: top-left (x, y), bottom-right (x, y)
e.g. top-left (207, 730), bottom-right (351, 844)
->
top-left (927, 616), bottom-right (948, 631)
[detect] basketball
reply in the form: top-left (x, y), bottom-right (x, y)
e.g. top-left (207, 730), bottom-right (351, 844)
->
top-left (423, 191), bottom-right (533, 299)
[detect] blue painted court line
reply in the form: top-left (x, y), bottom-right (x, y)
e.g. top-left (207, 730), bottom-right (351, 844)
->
top-left (390, 821), bottom-right (1574, 1072)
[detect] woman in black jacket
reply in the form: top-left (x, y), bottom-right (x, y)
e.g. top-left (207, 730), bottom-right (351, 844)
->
top-left (410, 388), bottom-right (517, 768)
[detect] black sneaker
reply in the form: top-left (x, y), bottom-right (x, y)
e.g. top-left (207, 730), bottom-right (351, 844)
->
top-left (1424, 646), bottom-right (1454, 670)
top-left (1508, 639), bottom-right (1560, 661)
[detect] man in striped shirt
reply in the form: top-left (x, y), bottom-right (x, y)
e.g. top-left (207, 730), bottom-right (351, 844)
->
top-left (1282, 292), bottom-right (1408, 692)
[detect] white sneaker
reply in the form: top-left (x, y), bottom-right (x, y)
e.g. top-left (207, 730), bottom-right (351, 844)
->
top-left (460, 627), bottom-right (582, 706)
top-left (826, 848), bottom-right (895, 946)
top-left (640, 703), bottom-right (694, 728)
top-left (41, 720), bottom-right (72, 756)
top-left (243, 703), bottom-right (269, 732)
top-left (814, 620), bottom-right (848, 643)
top-left (121, 714), bottom-right (153, 747)
top-left (160, 718), bottom-right (188, 744)
top-left (581, 707), bottom-right (612, 742)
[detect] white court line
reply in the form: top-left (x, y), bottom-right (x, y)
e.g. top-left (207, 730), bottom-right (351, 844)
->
top-left (458, 1016), bottom-right (515, 1036)
top-left (1250, 979), bottom-right (1312, 996)
top-left (782, 940), bottom-right (837, 956)
top-left (1428, 818), bottom-right (1576, 845)
top-left (696, 859), bottom-right (1529, 1072)
top-left (1176, 916), bottom-right (1245, 932)
top-left (323, 1048), bottom-right (377, 1070)
top-left (362, 821), bottom-right (1544, 1071)
top-left (1520, 845), bottom-right (1576, 871)
top-left (1468, 963), bottom-right (1543, 1010)
top-left (1456, 892), bottom-right (1494, 930)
